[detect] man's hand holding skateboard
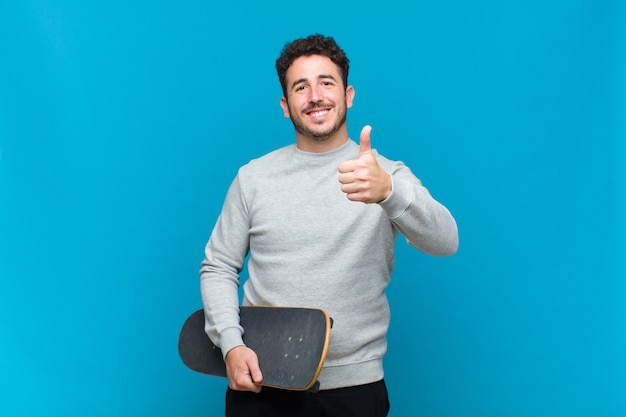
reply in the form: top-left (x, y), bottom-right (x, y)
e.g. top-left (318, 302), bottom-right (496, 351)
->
top-left (225, 345), bottom-right (263, 392)
top-left (338, 125), bottom-right (392, 204)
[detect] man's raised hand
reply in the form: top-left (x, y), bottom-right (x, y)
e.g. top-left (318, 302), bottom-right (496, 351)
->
top-left (338, 125), bottom-right (392, 203)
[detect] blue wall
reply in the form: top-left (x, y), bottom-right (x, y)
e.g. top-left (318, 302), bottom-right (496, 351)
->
top-left (1, 1), bottom-right (624, 416)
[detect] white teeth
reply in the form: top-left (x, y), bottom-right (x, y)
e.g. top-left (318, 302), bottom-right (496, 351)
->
top-left (310, 110), bottom-right (328, 117)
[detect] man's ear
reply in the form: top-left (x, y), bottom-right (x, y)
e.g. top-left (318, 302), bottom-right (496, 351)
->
top-left (346, 86), bottom-right (355, 109)
top-left (280, 96), bottom-right (290, 118)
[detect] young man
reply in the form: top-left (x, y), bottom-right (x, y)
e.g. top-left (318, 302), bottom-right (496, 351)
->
top-left (200, 34), bottom-right (459, 417)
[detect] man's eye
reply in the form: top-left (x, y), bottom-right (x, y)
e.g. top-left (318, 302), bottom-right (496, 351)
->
top-left (295, 85), bottom-right (306, 92)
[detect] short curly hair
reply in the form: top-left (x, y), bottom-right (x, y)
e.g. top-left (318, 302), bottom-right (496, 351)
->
top-left (275, 34), bottom-right (350, 97)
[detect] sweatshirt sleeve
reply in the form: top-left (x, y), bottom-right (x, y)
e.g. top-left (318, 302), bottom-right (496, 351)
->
top-left (377, 158), bottom-right (459, 256)
top-left (199, 173), bottom-right (250, 357)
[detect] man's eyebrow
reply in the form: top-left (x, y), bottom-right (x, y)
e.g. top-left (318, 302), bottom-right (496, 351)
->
top-left (290, 78), bottom-right (308, 90)
top-left (290, 74), bottom-right (338, 90)
top-left (318, 74), bottom-right (337, 82)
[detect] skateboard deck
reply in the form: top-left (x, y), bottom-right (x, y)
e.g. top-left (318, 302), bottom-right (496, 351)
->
top-left (178, 306), bottom-right (332, 391)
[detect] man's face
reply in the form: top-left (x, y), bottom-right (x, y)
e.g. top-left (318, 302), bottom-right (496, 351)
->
top-left (280, 55), bottom-right (354, 142)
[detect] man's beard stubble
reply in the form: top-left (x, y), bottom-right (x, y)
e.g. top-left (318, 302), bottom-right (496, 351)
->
top-left (290, 101), bottom-right (347, 142)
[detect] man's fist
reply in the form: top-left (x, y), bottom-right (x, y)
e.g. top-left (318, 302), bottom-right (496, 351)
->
top-left (338, 125), bottom-right (392, 203)
top-left (224, 345), bottom-right (263, 392)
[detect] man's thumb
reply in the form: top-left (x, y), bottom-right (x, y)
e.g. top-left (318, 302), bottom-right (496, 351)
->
top-left (359, 125), bottom-right (373, 157)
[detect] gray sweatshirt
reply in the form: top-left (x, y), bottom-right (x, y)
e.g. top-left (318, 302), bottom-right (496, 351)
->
top-left (200, 139), bottom-right (458, 389)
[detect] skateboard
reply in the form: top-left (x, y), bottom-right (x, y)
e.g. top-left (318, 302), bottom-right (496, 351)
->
top-left (178, 306), bottom-right (332, 391)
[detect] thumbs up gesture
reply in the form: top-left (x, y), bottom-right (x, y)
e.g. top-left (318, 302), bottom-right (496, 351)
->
top-left (338, 125), bottom-right (392, 203)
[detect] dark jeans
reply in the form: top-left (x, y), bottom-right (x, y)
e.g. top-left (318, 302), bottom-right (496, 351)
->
top-left (225, 379), bottom-right (390, 417)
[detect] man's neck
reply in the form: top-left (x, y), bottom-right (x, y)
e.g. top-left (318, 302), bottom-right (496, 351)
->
top-left (295, 129), bottom-right (349, 153)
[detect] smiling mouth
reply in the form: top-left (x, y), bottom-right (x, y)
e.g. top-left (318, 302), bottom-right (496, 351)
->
top-left (308, 109), bottom-right (330, 118)
top-left (304, 102), bottom-right (333, 119)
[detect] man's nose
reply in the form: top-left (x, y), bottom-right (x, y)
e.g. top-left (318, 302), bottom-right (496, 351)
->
top-left (309, 84), bottom-right (323, 102)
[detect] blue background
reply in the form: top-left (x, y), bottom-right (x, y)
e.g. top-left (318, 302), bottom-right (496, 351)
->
top-left (1, 1), bottom-right (624, 416)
